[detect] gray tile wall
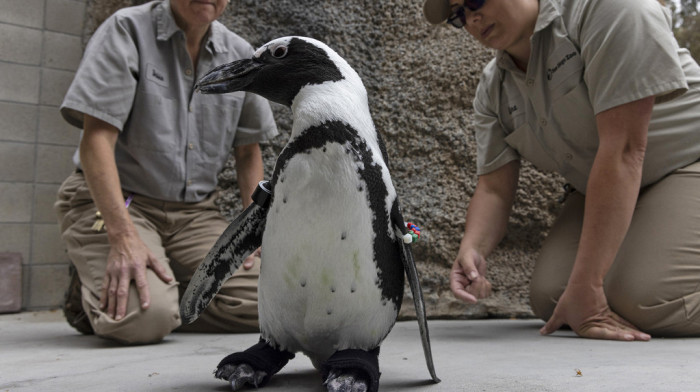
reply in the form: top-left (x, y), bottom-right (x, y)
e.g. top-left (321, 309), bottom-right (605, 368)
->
top-left (0, 0), bottom-right (87, 309)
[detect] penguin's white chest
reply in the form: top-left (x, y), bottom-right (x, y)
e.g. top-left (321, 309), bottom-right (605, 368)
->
top-left (258, 141), bottom-right (397, 361)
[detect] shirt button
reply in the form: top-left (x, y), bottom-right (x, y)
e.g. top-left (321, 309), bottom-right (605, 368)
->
top-left (188, 142), bottom-right (194, 150)
top-left (565, 153), bottom-right (573, 160)
top-left (540, 118), bottom-right (547, 127)
top-left (185, 69), bottom-right (192, 76)
top-left (526, 79), bottom-right (534, 86)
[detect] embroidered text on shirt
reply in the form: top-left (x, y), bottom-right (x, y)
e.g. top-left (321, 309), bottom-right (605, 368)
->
top-left (547, 51), bottom-right (578, 81)
top-left (152, 68), bottom-right (165, 81)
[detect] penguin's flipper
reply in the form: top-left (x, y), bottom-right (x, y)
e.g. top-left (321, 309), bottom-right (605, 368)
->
top-left (398, 236), bottom-right (441, 383)
top-left (179, 181), bottom-right (272, 324)
top-left (392, 206), bottom-right (440, 383)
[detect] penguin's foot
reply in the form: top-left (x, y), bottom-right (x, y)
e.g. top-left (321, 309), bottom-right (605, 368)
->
top-left (324, 369), bottom-right (368, 392)
top-left (321, 348), bottom-right (380, 392)
top-left (215, 363), bottom-right (267, 391)
top-left (214, 338), bottom-right (295, 390)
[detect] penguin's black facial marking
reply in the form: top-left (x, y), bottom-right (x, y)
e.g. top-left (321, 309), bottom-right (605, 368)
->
top-left (198, 38), bottom-right (344, 106)
top-left (247, 38), bottom-right (344, 107)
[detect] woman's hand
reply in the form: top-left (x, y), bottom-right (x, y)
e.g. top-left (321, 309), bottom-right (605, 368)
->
top-left (450, 161), bottom-right (519, 304)
top-left (540, 282), bottom-right (650, 341)
top-left (450, 249), bottom-right (492, 303)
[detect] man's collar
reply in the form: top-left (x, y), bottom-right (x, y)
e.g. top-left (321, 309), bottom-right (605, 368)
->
top-left (207, 21), bottom-right (229, 54)
top-left (155, 0), bottom-right (229, 54)
top-left (155, 0), bottom-right (180, 41)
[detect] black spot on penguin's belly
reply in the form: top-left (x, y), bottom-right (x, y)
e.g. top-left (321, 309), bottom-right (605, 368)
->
top-left (271, 121), bottom-right (404, 307)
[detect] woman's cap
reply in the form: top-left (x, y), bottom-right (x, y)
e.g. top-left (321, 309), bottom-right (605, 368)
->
top-left (423, 0), bottom-right (451, 24)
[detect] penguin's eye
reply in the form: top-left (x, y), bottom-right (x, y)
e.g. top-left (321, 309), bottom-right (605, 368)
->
top-left (271, 46), bottom-right (288, 59)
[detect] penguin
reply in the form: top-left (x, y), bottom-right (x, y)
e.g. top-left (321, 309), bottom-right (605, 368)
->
top-left (180, 36), bottom-right (440, 392)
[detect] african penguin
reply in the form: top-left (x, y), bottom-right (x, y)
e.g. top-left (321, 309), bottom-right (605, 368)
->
top-left (180, 36), bottom-right (439, 392)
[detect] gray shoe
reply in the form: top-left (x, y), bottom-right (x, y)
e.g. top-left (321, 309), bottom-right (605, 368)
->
top-left (62, 264), bottom-right (94, 335)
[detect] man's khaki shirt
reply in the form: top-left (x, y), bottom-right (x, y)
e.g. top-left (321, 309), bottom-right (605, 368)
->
top-left (61, 0), bottom-right (278, 202)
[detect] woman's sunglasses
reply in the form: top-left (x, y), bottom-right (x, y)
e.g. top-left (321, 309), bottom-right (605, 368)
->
top-left (447, 0), bottom-right (486, 28)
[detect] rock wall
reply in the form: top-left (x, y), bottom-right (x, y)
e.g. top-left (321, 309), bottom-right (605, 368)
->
top-left (84, 0), bottom-right (567, 319)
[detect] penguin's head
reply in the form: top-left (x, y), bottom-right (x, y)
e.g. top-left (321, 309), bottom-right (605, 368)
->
top-left (196, 36), bottom-right (352, 107)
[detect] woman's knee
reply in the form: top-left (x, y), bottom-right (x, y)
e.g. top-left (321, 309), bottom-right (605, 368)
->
top-left (606, 276), bottom-right (700, 336)
top-left (528, 194), bottom-right (583, 321)
top-left (529, 275), bottom-right (563, 321)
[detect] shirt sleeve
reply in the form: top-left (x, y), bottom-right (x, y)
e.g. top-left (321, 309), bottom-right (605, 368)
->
top-left (233, 92), bottom-right (279, 146)
top-left (473, 66), bottom-right (520, 176)
top-left (578, 0), bottom-right (688, 114)
top-left (60, 13), bottom-right (139, 130)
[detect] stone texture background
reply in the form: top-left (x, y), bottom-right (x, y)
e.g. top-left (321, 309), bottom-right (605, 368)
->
top-left (85, 0), bottom-right (567, 319)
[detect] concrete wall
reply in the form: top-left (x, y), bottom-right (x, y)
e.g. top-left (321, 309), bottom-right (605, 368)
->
top-left (0, 0), bottom-right (87, 309)
top-left (2, 0), bottom-right (566, 317)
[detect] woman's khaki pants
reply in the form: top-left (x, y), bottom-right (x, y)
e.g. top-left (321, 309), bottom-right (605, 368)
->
top-left (530, 161), bottom-right (700, 337)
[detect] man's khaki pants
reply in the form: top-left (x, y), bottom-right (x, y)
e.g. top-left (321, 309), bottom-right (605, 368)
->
top-left (530, 160), bottom-right (700, 336)
top-left (55, 171), bottom-right (259, 344)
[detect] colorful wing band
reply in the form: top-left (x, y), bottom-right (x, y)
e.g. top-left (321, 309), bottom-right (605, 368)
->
top-left (402, 222), bottom-right (422, 244)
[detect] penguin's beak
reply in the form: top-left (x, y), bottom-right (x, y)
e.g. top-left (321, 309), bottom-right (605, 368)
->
top-left (195, 58), bottom-right (262, 94)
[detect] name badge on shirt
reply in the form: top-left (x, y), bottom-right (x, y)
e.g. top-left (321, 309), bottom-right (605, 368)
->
top-left (500, 81), bottom-right (526, 133)
top-left (146, 63), bottom-right (168, 88)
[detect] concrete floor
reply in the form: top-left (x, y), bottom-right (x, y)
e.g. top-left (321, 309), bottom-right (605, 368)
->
top-left (1, 310), bottom-right (699, 391)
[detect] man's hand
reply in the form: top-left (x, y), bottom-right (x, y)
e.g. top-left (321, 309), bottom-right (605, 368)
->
top-left (242, 247), bottom-right (261, 270)
top-left (99, 233), bottom-right (172, 321)
top-left (450, 249), bottom-right (492, 303)
top-left (540, 282), bottom-right (651, 341)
